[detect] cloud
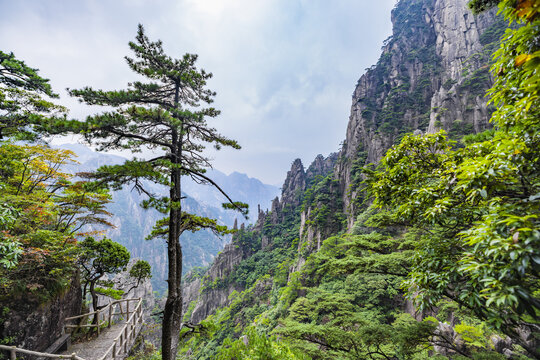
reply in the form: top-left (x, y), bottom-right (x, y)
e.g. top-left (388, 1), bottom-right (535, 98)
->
top-left (0, 0), bottom-right (395, 184)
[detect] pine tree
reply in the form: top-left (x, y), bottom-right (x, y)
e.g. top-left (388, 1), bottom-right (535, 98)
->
top-left (0, 50), bottom-right (67, 140)
top-left (68, 25), bottom-right (247, 359)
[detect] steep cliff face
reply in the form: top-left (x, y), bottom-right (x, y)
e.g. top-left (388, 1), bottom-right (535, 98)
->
top-left (297, 153), bottom-right (340, 259)
top-left (335, 0), bottom-right (502, 219)
top-left (182, 0), bottom-right (504, 326)
top-left (182, 241), bottom-right (247, 323)
top-left (279, 159), bottom-right (307, 210)
top-left (0, 274), bottom-right (81, 352)
top-left (182, 156), bottom-right (336, 322)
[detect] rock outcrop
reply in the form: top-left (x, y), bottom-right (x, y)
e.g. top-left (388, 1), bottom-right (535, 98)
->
top-left (182, 241), bottom-right (247, 323)
top-left (280, 159), bottom-right (307, 209)
top-left (182, 0), bottom-right (504, 326)
top-left (335, 0), bottom-right (503, 220)
top-left (305, 153), bottom-right (338, 184)
top-left (0, 274), bottom-right (81, 353)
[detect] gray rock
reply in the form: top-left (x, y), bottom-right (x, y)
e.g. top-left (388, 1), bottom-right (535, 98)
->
top-left (1, 274), bottom-right (81, 353)
top-left (335, 0), bottom-right (500, 225)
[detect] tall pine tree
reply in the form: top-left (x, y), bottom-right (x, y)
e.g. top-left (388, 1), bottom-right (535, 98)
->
top-left (68, 25), bottom-right (247, 360)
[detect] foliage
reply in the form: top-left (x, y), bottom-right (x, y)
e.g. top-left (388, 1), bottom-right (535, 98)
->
top-left (301, 173), bottom-right (345, 235)
top-left (79, 237), bottom-right (130, 278)
top-left (216, 327), bottom-right (309, 360)
top-left (94, 286), bottom-right (124, 300)
top-left (79, 236), bottom-right (130, 319)
top-left (229, 247), bottom-right (293, 288)
top-left (129, 260), bottom-right (152, 282)
top-left (365, 0), bottom-right (540, 355)
top-left (0, 238), bottom-right (22, 270)
top-left (0, 142), bottom-right (112, 304)
top-left (468, 0), bottom-right (501, 14)
top-left (181, 214), bottom-right (436, 360)
top-left (118, 259), bottom-right (153, 295)
top-left (454, 322), bottom-right (488, 348)
top-left (0, 203), bottom-right (22, 269)
top-left (0, 50), bottom-right (67, 140)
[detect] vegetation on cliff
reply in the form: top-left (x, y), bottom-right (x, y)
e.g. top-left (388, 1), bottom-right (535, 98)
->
top-left (1, 0), bottom-right (538, 358)
top-left (176, 0), bottom-right (539, 359)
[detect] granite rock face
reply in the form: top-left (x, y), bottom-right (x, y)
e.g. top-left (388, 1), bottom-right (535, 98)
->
top-left (182, 0), bottom-right (503, 325)
top-left (182, 241), bottom-right (247, 324)
top-left (305, 153), bottom-right (338, 185)
top-left (0, 274), bottom-right (81, 353)
top-left (297, 153), bottom-right (339, 256)
top-left (335, 0), bottom-right (502, 220)
top-left (280, 159), bottom-right (307, 209)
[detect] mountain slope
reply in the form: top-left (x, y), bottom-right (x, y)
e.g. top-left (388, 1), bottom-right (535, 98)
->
top-left (179, 0), bottom-right (521, 358)
top-left (335, 0), bottom-right (504, 223)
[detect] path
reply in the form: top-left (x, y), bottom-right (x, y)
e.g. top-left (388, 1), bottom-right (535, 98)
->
top-left (0, 299), bottom-right (143, 360)
top-left (60, 298), bottom-right (144, 360)
top-left (60, 321), bottom-right (129, 360)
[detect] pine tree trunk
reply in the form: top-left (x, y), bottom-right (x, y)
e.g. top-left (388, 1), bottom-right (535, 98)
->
top-left (89, 279), bottom-right (99, 326)
top-left (162, 180), bottom-right (183, 359)
top-left (162, 87), bottom-right (184, 360)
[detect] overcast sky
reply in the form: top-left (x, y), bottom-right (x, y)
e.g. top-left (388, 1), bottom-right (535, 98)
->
top-left (0, 0), bottom-right (395, 185)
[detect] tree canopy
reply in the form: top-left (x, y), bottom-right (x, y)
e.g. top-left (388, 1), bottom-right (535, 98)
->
top-left (0, 142), bottom-right (113, 306)
top-left (0, 51), bottom-right (66, 140)
top-left (366, 0), bottom-right (540, 355)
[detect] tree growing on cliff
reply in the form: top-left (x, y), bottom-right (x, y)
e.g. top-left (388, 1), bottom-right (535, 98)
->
top-left (0, 50), bottom-right (67, 140)
top-left (366, 0), bottom-right (540, 356)
top-left (79, 238), bottom-right (151, 320)
top-left (68, 25), bottom-right (247, 360)
top-left (79, 237), bottom-right (130, 321)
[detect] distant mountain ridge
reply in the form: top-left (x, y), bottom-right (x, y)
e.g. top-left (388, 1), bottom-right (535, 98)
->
top-left (55, 143), bottom-right (279, 293)
top-left (183, 169), bottom-right (281, 220)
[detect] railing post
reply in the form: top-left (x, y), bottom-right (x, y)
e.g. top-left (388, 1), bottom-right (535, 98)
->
top-left (113, 342), bottom-right (116, 359)
top-left (108, 301), bottom-right (113, 328)
top-left (10, 346), bottom-right (16, 360)
top-left (126, 300), bottom-right (130, 319)
top-left (124, 327), bottom-right (128, 353)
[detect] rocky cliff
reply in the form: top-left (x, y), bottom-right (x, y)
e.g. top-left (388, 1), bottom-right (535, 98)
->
top-left (0, 274), bottom-right (81, 353)
top-left (182, 240), bottom-right (247, 324)
top-left (182, 154), bottom-right (338, 322)
top-left (335, 0), bottom-right (503, 221)
top-left (182, 0), bottom-right (504, 324)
